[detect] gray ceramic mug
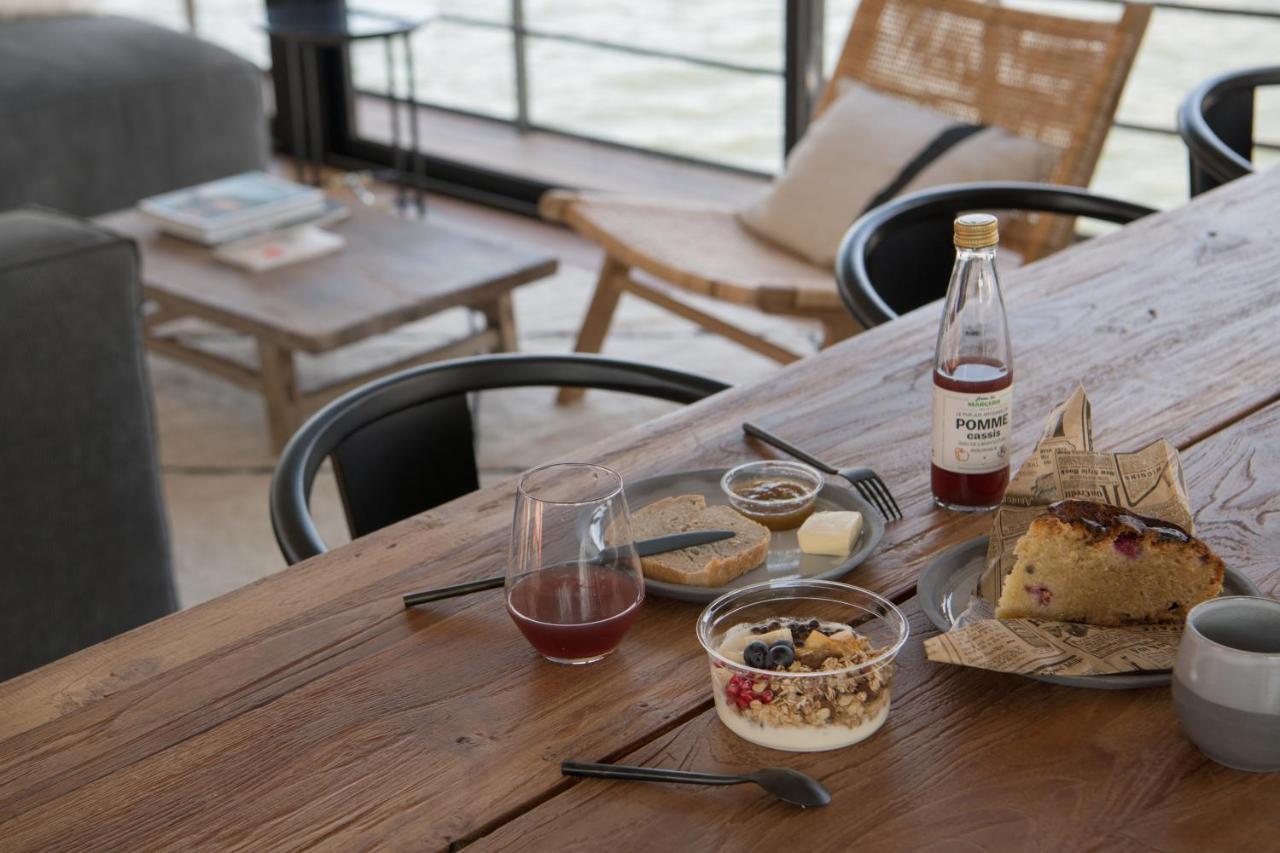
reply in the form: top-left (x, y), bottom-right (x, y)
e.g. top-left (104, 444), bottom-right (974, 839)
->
top-left (1172, 596), bottom-right (1280, 772)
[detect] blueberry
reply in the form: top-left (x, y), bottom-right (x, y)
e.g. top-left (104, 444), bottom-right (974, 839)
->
top-left (767, 641), bottom-right (795, 670)
top-left (743, 641), bottom-right (769, 669)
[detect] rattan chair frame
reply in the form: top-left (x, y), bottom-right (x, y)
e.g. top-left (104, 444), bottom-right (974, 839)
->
top-left (547, 0), bottom-right (1151, 398)
top-left (819, 0), bottom-right (1150, 260)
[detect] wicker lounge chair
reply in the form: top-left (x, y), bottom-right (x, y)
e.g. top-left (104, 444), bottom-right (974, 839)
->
top-left (546, 0), bottom-right (1150, 401)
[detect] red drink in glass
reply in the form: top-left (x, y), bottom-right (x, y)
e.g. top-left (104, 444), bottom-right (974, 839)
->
top-left (931, 360), bottom-right (1012, 510)
top-left (507, 563), bottom-right (643, 662)
top-left (506, 462), bottom-right (645, 664)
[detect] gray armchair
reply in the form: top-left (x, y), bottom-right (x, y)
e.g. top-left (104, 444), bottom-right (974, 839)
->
top-left (0, 15), bottom-right (269, 216)
top-left (0, 208), bottom-right (176, 681)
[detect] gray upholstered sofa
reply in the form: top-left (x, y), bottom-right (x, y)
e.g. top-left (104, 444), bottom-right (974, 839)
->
top-left (0, 208), bottom-right (176, 681)
top-left (0, 14), bottom-right (269, 216)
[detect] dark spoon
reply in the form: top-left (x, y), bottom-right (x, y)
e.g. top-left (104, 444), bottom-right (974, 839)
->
top-left (561, 761), bottom-right (831, 808)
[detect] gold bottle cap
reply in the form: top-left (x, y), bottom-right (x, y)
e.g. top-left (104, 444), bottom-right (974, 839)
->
top-left (953, 213), bottom-right (999, 248)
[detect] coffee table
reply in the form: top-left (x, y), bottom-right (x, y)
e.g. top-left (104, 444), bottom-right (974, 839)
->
top-left (99, 204), bottom-right (558, 449)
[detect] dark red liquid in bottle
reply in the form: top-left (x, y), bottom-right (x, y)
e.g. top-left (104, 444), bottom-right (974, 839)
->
top-left (507, 563), bottom-right (643, 662)
top-left (932, 359), bottom-right (1012, 510)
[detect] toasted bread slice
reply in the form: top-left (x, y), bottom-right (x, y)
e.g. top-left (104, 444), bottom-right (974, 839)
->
top-left (627, 495), bottom-right (770, 586)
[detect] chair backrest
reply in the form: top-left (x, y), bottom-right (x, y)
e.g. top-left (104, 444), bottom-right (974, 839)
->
top-left (0, 209), bottom-right (176, 680)
top-left (835, 181), bottom-right (1156, 328)
top-left (817, 0), bottom-right (1150, 262)
top-left (270, 353), bottom-right (729, 564)
top-left (1178, 66), bottom-right (1280, 196)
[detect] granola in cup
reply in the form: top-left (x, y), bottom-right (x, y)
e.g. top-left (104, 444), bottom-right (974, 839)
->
top-left (697, 579), bottom-right (908, 751)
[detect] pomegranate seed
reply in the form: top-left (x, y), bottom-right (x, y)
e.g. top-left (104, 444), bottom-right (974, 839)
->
top-left (1024, 583), bottom-right (1053, 607)
top-left (1114, 534), bottom-right (1142, 559)
top-left (761, 689), bottom-right (773, 704)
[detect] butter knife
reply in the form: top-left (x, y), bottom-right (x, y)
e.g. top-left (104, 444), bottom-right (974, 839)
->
top-left (402, 529), bottom-right (736, 607)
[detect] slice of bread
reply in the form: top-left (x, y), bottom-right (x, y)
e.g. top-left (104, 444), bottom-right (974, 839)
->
top-left (626, 495), bottom-right (771, 587)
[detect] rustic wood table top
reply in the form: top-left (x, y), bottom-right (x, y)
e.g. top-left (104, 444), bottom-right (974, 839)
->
top-left (7, 170), bottom-right (1280, 850)
top-left (100, 205), bottom-right (558, 353)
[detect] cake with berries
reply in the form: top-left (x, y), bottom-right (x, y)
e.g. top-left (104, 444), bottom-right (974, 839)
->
top-left (995, 500), bottom-right (1225, 626)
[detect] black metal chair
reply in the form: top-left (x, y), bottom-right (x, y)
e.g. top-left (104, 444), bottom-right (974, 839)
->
top-left (1178, 66), bottom-right (1280, 197)
top-left (834, 182), bottom-right (1156, 328)
top-left (269, 353), bottom-right (729, 564)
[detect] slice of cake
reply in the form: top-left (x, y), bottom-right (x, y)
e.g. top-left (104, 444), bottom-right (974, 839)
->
top-left (626, 495), bottom-right (770, 586)
top-left (995, 500), bottom-right (1224, 626)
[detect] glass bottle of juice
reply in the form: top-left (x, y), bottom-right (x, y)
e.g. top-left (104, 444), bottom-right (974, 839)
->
top-left (931, 213), bottom-right (1013, 511)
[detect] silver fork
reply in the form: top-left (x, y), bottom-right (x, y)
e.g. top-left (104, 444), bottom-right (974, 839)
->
top-left (742, 422), bottom-right (903, 522)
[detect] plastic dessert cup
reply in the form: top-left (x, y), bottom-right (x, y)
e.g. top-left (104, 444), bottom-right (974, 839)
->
top-left (720, 460), bottom-right (823, 531)
top-left (697, 579), bottom-right (908, 752)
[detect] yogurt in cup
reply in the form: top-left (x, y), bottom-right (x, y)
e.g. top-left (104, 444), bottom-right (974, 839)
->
top-left (696, 579), bottom-right (908, 751)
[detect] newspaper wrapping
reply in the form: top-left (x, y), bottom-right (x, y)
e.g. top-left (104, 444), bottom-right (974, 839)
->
top-left (924, 385), bottom-right (1197, 677)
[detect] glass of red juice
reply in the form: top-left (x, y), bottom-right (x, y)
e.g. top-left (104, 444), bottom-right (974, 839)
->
top-left (506, 463), bottom-right (644, 665)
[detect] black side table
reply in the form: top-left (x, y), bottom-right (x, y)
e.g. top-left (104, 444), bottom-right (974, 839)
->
top-left (262, 6), bottom-right (432, 213)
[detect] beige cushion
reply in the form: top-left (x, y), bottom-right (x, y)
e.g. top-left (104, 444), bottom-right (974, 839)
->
top-left (738, 81), bottom-right (1058, 268)
top-left (559, 196), bottom-right (841, 309)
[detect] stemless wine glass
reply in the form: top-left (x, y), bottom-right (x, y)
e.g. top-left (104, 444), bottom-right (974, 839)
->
top-left (506, 463), bottom-right (645, 664)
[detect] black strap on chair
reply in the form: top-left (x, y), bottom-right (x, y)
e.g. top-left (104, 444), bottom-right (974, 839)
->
top-left (860, 122), bottom-right (987, 215)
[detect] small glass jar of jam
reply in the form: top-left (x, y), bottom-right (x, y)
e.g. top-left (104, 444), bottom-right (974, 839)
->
top-left (720, 461), bottom-right (823, 531)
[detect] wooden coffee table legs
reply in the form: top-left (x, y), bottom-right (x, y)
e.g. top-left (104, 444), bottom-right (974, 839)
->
top-left (146, 293), bottom-right (520, 453)
top-left (257, 341), bottom-right (303, 452)
top-left (479, 291), bottom-right (519, 354)
top-left (253, 293), bottom-right (520, 450)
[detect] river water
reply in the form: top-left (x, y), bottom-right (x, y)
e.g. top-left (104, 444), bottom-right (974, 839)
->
top-left (103, 0), bottom-right (1278, 208)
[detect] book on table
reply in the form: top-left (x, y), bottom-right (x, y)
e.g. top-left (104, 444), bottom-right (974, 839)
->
top-left (211, 225), bottom-right (346, 272)
top-left (139, 172), bottom-right (328, 245)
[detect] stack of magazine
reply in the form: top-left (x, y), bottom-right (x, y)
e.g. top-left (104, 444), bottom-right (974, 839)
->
top-left (139, 172), bottom-right (349, 271)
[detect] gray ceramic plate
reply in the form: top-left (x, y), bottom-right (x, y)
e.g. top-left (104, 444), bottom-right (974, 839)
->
top-left (918, 535), bottom-right (1261, 689)
top-left (620, 468), bottom-right (886, 604)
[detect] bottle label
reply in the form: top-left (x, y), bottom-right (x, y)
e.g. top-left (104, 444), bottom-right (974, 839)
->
top-left (932, 384), bottom-right (1013, 474)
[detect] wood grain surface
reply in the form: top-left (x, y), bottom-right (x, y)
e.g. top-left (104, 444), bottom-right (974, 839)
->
top-left (469, 397), bottom-right (1280, 852)
top-left (100, 206), bottom-right (558, 353)
top-left (3, 171), bottom-right (1279, 850)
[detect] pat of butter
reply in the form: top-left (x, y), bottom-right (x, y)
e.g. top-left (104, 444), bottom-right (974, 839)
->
top-left (797, 511), bottom-right (863, 557)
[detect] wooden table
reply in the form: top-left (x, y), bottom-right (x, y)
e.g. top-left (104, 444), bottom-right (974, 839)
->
top-left (100, 205), bottom-right (558, 449)
top-left (7, 171), bottom-right (1278, 850)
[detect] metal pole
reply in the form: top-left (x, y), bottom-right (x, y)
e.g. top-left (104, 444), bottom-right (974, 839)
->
top-left (303, 45), bottom-right (328, 186)
top-left (285, 39), bottom-right (309, 183)
top-left (183, 0), bottom-right (197, 34)
top-left (783, 0), bottom-right (824, 155)
top-left (385, 36), bottom-right (407, 211)
top-left (404, 31), bottom-right (425, 215)
top-left (512, 0), bottom-right (531, 132)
